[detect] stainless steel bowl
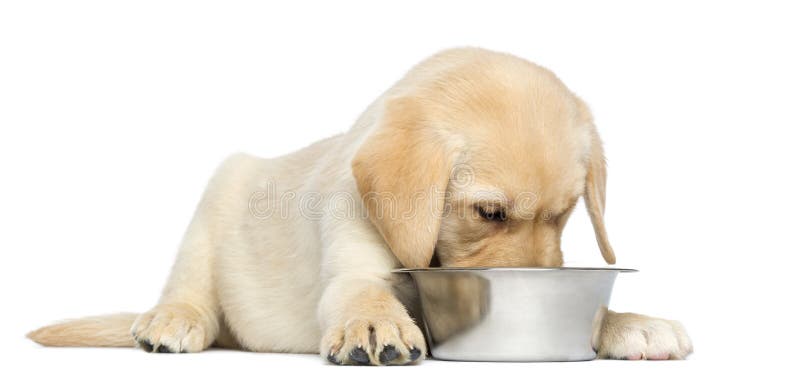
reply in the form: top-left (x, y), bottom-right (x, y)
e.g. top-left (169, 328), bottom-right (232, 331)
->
top-left (395, 267), bottom-right (636, 362)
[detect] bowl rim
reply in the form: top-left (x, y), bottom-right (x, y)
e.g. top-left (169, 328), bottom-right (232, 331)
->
top-left (393, 266), bottom-right (638, 273)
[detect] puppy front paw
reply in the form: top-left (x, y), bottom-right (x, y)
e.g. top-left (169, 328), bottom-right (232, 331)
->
top-left (321, 316), bottom-right (426, 365)
top-left (596, 311), bottom-right (693, 360)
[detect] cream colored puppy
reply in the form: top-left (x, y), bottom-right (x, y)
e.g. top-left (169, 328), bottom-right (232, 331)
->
top-left (29, 48), bottom-right (692, 364)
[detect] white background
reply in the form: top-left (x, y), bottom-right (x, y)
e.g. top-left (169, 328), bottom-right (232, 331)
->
top-left (1, 1), bottom-right (798, 380)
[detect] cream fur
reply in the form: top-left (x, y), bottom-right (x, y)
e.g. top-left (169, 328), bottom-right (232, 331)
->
top-left (28, 48), bottom-right (691, 364)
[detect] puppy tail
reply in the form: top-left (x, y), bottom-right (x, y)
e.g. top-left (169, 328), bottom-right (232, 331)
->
top-left (27, 313), bottom-right (139, 347)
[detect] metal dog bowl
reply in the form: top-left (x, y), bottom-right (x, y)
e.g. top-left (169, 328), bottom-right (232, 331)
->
top-left (395, 267), bottom-right (636, 362)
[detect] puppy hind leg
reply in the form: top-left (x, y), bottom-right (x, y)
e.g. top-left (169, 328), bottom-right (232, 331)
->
top-left (131, 211), bottom-right (221, 353)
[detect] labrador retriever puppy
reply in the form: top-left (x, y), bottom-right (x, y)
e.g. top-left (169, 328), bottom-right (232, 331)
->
top-left (28, 48), bottom-right (692, 364)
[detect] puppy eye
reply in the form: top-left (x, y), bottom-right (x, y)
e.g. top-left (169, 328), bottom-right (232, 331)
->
top-left (476, 206), bottom-right (507, 222)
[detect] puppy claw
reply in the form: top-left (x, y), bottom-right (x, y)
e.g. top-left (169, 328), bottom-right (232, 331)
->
top-left (327, 353), bottom-right (342, 365)
top-left (156, 345), bottom-right (175, 353)
top-left (409, 347), bottom-right (422, 362)
top-left (379, 345), bottom-right (399, 364)
top-left (349, 347), bottom-right (370, 365)
top-left (138, 339), bottom-right (154, 353)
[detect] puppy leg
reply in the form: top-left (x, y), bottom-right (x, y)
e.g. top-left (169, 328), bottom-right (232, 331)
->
top-left (594, 309), bottom-right (693, 360)
top-left (131, 212), bottom-right (221, 353)
top-left (319, 276), bottom-right (426, 366)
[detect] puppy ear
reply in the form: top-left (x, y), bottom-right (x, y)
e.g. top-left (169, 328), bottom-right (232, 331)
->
top-left (584, 127), bottom-right (617, 265)
top-left (577, 99), bottom-right (616, 265)
top-left (583, 132), bottom-right (617, 264)
top-left (352, 96), bottom-right (455, 269)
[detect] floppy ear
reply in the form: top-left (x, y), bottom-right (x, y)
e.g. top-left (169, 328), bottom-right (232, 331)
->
top-left (576, 97), bottom-right (616, 265)
top-left (584, 127), bottom-right (617, 265)
top-left (351, 96), bottom-right (455, 269)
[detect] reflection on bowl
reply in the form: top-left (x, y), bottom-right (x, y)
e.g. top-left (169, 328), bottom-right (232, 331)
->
top-left (395, 267), bottom-right (636, 362)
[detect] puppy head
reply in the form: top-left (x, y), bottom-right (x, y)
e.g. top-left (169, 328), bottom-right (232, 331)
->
top-left (352, 48), bottom-right (615, 269)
